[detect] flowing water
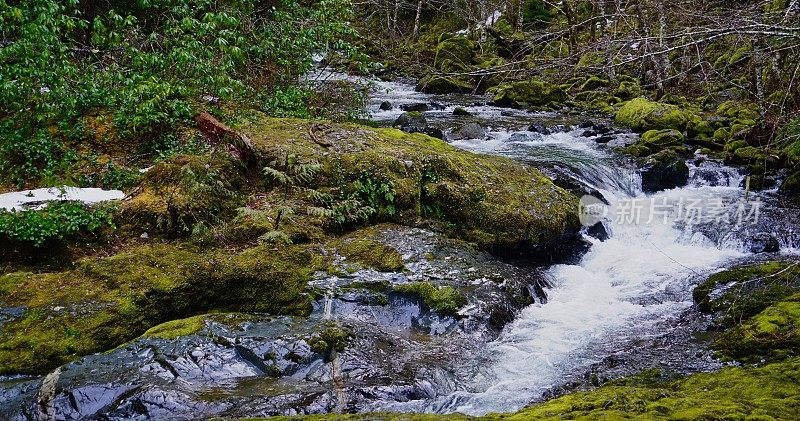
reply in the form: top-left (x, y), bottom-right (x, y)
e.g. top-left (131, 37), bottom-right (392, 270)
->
top-left (329, 74), bottom-right (800, 415)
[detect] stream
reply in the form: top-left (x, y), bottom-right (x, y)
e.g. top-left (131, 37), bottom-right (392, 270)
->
top-left (354, 75), bottom-right (800, 415)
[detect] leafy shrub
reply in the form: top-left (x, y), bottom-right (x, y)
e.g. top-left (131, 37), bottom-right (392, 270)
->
top-left (0, 0), bottom-right (357, 186)
top-left (0, 201), bottom-right (114, 247)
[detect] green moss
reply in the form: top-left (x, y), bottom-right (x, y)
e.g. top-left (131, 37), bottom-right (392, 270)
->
top-left (693, 261), bottom-right (800, 326)
top-left (641, 129), bottom-right (685, 151)
top-left (434, 37), bottom-right (475, 72)
top-left (615, 98), bottom-right (695, 133)
top-left (717, 100), bottom-right (760, 123)
top-left (612, 80), bottom-right (642, 100)
top-left (394, 282), bottom-right (466, 316)
top-left (234, 114), bottom-right (579, 251)
top-left (491, 79), bottom-right (567, 107)
top-left (308, 324), bottom-right (351, 356)
top-left (0, 242), bottom-right (327, 374)
top-left (512, 358), bottom-right (800, 420)
top-left (333, 238), bottom-right (405, 272)
top-left (417, 74), bottom-right (475, 94)
top-left (715, 295), bottom-right (800, 363)
top-left (623, 144), bottom-right (653, 157)
top-left (142, 314), bottom-right (208, 339)
top-left (579, 76), bottom-right (609, 91)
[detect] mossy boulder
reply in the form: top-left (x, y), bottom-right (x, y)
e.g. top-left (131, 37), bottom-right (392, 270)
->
top-left (491, 79), bottom-right (568, 108)
top-left (417, 74), bottom-right (475, 94)
top-left (782, 171), bottom-right (800, 194)
top-left (612, 80), bottom-right (642, 100)
top-left (394, 282), bottom-right (467, 317)
top-left (0, 243), bottom-right (326, 374)
top-left (579, 75), bottom-right (610, 91)
top-left (235, 114), bottom-right (580, 251)
top-left (615, 98), bottom-right (695, 133)
top-left (716, 100), bottom-right (760, 123)
top-left (331, 238), bottom-right (405, 272)
top-left (641, 129), bottom-right (685, 151)
top-left (714, 295), bottom-right (800, 363)
top-left (434, 37), bottom-right (475, 72)
top-left (693, 261), bottom-right (800, 327)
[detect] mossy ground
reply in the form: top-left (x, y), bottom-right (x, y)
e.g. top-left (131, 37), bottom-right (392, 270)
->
top-left (0, 242), bottom-right (327, 374)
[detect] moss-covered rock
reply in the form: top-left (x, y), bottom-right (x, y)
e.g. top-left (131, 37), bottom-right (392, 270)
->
top-left (416, 74), bottom-right (475, 94)
top-left (716, 100), bottom-right (760, 123)
top-left (490, 79), bottom-right (568, 108)
top-left (782, 171), bottom-right (800, 194)
top-left (332, 238), bottom-right (405, 272)
top-left (714, 294), bottom-right (800, 363)
top-left (612, 80), bottom-right (642, 100)
top-left (579, 75), bottom-right (610, 91)
top-left (434, 37), bottom-right (475, 72)
top-left (235, 114), bottom-right (580, 251)
top-left (615, 98), bottom-right (695, 133)
top-left (394, 282), bottom-right (466, 316)
top-left (641, 129), bottom-right (685, 151)
top-left (118, 153), bottom-right (245, 237)
top-left (638, 149), bottom-right (689, 193)
top-left (693, 261), bottom-right (800, 326)
top-left (0, 242), bottom-right (326, 374)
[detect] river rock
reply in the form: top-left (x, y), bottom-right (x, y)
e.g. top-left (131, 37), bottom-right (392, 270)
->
top-left (748, 233), bottom-right (780, 254)
top-left (393, 112), bottom-right (427, 132)
top-left (379, 101), bottom-right (393, 111)
top-left (639, 150), bottom-right (689, 193)
top-left (449, 122), bottom-right (487, 140)
top-left (400, 103), bottom-right (429, 112)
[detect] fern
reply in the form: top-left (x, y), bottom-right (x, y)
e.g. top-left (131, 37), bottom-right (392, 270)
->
top-left (259, 230), bottom-right (292, 245)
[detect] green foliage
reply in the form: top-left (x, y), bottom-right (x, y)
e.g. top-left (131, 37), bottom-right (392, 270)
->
top-left (0, 201), bottom-right (113, 247)
top-left (0, 0), bottom-right (356, 186)
top-left (523, 0), bottom-right (552, 28)
top-left (326, 173), bottom-right (397, 227)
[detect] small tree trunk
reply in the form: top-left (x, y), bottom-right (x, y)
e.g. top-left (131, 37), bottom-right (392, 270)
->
top-left (413, 0), bottom-right (424, 38)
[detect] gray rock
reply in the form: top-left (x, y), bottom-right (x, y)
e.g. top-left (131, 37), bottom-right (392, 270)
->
top-left (449, 122), bottom-right (486, 140)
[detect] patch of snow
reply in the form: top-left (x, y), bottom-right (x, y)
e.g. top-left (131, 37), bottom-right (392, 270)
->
top-left (485, 10), bottom-right (502, 26)
top-left (0, 187), bottom-right (126, 211)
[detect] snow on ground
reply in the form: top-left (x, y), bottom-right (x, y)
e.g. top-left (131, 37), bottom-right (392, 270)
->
top-left (0, 187), bottom-right (126, 211)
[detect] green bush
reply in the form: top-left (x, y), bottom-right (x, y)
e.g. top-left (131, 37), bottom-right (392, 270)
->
top-left (0, 0), bottom-right (356, 186)
top-left (0, 201), bottom-right (113, 247)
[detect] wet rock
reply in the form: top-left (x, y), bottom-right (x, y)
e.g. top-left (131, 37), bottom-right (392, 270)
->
top-left (400, 103), bottom-right (429, 112)
top-left (379, 101), bottom-right (393, 111)
top-left (586, 222), bottom-right (610, 241)
top-left (453, 107), bottom-right (471, 116)
top-left (528, 123), bottom-right (551, 135)
top-left (449, 122), bottom-right (486, 140)
top-left (393, 112), bottom-right (427, 132)
top-left (419, 127), bottom-right (445, 140)
top-left (639, 150), bottom-right (689, 193)
top-left (748, 233), bottom-right (780, 254)
top-left (595, 135), bottom-right (615, 144)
